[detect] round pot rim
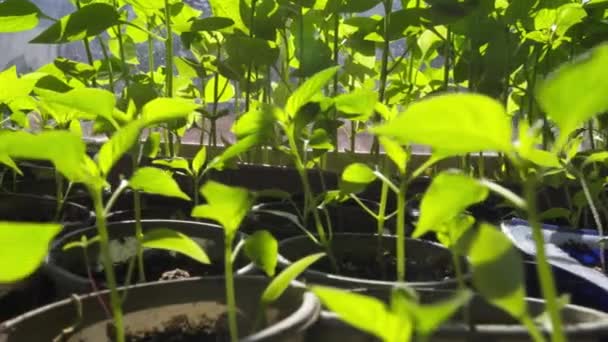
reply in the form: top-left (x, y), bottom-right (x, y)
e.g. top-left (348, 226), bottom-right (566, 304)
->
top-left (277, 233), bottom-right (470, 288)
top-left (318, 295), bottom-right (608, 335)
top-left (0, 276), bottom-right (321, 341)
top-left (44, 219), bottom-right (252, 287)
top-left (0, 192), bottom-right (95, 225)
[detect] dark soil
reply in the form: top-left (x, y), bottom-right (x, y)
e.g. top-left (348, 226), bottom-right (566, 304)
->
top-left (311, 249), bottom-right (456, 282)
top-left (119, 315), bottom-right (229, 342)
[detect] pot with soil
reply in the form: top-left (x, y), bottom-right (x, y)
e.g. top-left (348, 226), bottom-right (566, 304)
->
top-left (243, 199), bottom-right (389, 241)
top-left (277, 233), bottom-right (468, 290)
top-left (0, 276), bottom-right (320, 342)
top-left (45, 220), bottom-right (252, 298)
top-left (208, 164), bottom-right (338, 195)
top-left (306, 288), bottom-right (608, 342)
top-left (0, 193), bottom-right (94, 234)
top-left (0, 193), bottom-right (94, 321)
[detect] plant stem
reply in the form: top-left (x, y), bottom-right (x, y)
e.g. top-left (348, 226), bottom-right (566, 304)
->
top-left (396, 176), bottom-right (406, 282)
top-left (97, 36), bottom-right (115, 93)
top-left (54, 170), bottom-right (64, 222)
top-left (378, 0), bottom-right (392, 103)
top-left (225, 236), bottom-right (238, 342)
top-left (147, 18), bottom-right (155, 76)
top-left (579, 172), bottom-right (606, 273)
top-left (524, 175), bottom-right (565, 342)
top-left (376, 173), bottom-right (389, 279)
top-left (92, 188), bottom-right (125, 342)
top-left (245, 0), bottom-right (258, 111)
top-left (133, 190), bottom-right (146, 282)
top-left (112, 0), bottom-right (129, 87)
top-left (164, 0), bottom-right (174, 156)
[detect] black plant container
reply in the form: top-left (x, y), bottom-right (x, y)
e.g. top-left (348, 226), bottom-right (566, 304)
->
top-left (0, 276), bottom-right (320, 342)
top-left (306, 289), bottom-right (608, 342)
top-left (277, 233), bottom-right (469, 290)
top-left (45, 220), bottom-right (252, 299)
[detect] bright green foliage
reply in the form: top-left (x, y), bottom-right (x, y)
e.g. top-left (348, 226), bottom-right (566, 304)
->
top-left (457, 223), bottom-right (528, 320)
top-left (261, 253), bottom-right (325, 305)
top-left (0, 0), bottom-right (40, 33)
top-left (0, 130), bottom-right (94, 185)
top-left (129, 167), bottom-right (191, 201)
top-left (0, 154), bottom-right (22, 175)
top-left (414, 171), bottom-right (488, 238)
top-left (97, 121), bottom-right (141, 176)
top-left (208, 0), bottom-right (248, 34)
top-left (537, 44), bottom-right (608, 150)
top-left (192, 147), bottom-right (207, 176)
top-left (0, 222), bottom-right (62, 283)
top-left (40, 88), bottom-right (118, 127)
top-left (244, 230), bottom-right (278, 277)
top-left (379, 137), bottom-right (409, 175)
top-left (312, 286), bottom-right (412, 342)
top-left (340, 162), bottom-right (376, 194)
top-left (191, 181), bottom-right (253, 239)
top-left (286, 66), bottom-right (340, 118)
top-left (140, 97), bottom-right (199, 126)
top-left (371, 94), bottom-right (512, 156)
top-left (153, 158), bottom-right (192, 174)
top-left (30, 3), bottom-right (120, 44)
top-left (334, 88), bottom-right (378, 121)
top-left (142, 228), bottom-right (210, 264)
top-left (203, 75), bottom-right (235, 103)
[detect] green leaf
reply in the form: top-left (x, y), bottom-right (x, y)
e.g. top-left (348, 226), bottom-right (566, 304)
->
top-left (129, 167), bottom-right (190, 201)
top-left (414, 171), bottom-right (488, 238)
top-left (191, 181), bottom-right (252, 238)
top-left (0, 154), bottom-right (22, 176)
top-left (232, 103), bottom-right (280, 139)
top-left (0, 222), bottom-right (62, 283)
top-left (261, 253), bottom-right (325, 305)
top-left (0, 0), bottom-right (40, 33)
top-left (409, 290), bottom-right (473, 337)
top-left (0, 130), bottom-right (93, 184)
top-left (286, 66), bottom-right (340, 117)
top-left (30, 3), bottom-right (120, 44)
top-left (140, 97), bottom-right (199, 126)
top-left (207, 135), bottom-right (260, 171)
top-left (379, 137), bottom-right (409, 175)
top-left (334, 88), bottom-right (377, 121)
top-left (208, 0), bottom-right (248, 34)
top-left (187, 17), bottom-right (234, 32)
top-left (537, 44), bottom-right (608, 149)
top-left (97, 121), bottom-right (141, 176)
top-left (224, 36), bottom-right (279, 68)
top-left (153, 157), bottom-right (192, 175)
top-left (584, 151), bottom-right (608, 167)
top-left (521, 148), bottom-right (562, 168)
top-left (142, 131), bottom-right (161, 158)
top-left (40, 88), bottom-right (117, 128)
top-left (244, 230), bottom-right (278, 277)
top-left (312, 286), bottom-right (411, 342)
top-left (457, 223), bottom-right (527, 319)
top-left (340, 163), bottom-right (376, 194)
top-left (371, 93), bottom-right (512, 156)
top-left (142, 228), bottom-right (210, 264)
top-left (204, 74), bottom-right (235, 103)
top-left (192, 147), bottom-right (207, 176)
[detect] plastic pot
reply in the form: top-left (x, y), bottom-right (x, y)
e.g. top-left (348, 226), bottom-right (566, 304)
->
top-left (277, 233), bottom-right (469, 290)
top-left (243, 199), bottom-right (388, 241)
top-left (306, 289), bottom-right (608, 342)
top-left (45, 220), bottom-right (252, 298)
top-left (0, 276), bottom-right (320, 342)
top-left (0, 193), bottom-right (94, 234)
top-left (209, 164), bottom-right (338, 196)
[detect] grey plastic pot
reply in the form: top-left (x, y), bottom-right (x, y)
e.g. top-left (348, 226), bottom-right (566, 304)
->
top-left (278, 233), bottom-right (469, 290)
top-left (44, 220), bottom-right (254, 298)
top-left (0, 276), bottom-right (320, 342)
top-left (306, 290), bottom-right (608, 342)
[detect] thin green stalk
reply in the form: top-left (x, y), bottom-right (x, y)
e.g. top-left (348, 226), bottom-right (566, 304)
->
top-left (579, 173), bottom-right (606, 273)
top-left (376, 173), bottom-right (389, 279)
top-left (524, 176), bottom-right (565, 342)
top-left (396, 177), bottom-right (407, 282)
top-left (443, 27), bottom-right (451, 91)
top-left (378, 0), bottom-right (392, 103)
top-left (225, 237), bottom-right (238, 342)
top-left (92, 188), bottom-right (125, 342)
top-left (54, 170), bottom-right (65, 222)
top-left (75, 0), bottom-right (96, 87)
top-left (133, 190), bottom-right (146, 282)
top-left (147, 18), bottom-right (155, 76)
top-left (163, 0), bottom-right (173, 95)
top-left (297, 3), bottom-right (304, 85)
top-left (522, 315), bottom-right (547, 342)
top-left (112, 0), bottom-right (129, 87)
top-left (245, 0), bottom-right (258, 111)
top-left (97, 36), bottom-right (115, 93)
